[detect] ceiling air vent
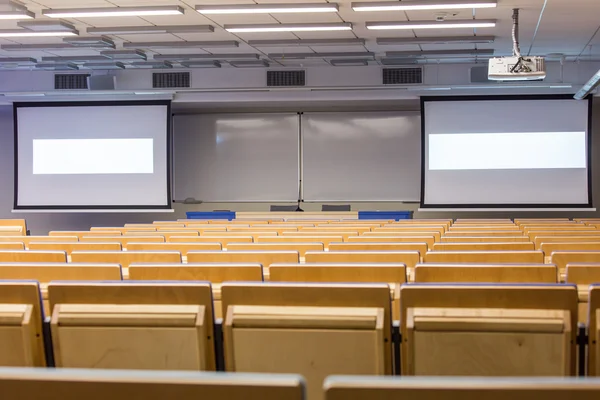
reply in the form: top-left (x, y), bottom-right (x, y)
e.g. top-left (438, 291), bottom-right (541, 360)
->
top-left (382, 67), bottom-right (422, 85)
top-left (153, 72), bottom-right (190, 88)
top-left (54, 74), bottom-right (90, 90)
top-left (267, 70), bottom-right (305, 87)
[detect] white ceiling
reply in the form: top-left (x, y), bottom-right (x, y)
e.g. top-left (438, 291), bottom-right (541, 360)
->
top-left (0, 0), bottom-right (598, 67)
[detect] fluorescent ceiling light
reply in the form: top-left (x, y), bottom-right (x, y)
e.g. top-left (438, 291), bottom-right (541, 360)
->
top-left (381, 58), bottom-right (418, 65)
top-left (268, 52), bottom-right (374, 60)
top-left (353, 0), bottom-right (496, 11)
top-left (35, 62), bottom-right (79, 70)
top-left (225, 22), bottom-right (352, 33)
top-left (64, 36), bottom-right (115, 48)
top-left (2, 43), bottom-right (82, 50)
top-left (43, 6), bottom-right (184, 18)
top-left (88, 25), bottom-right (214, 35)
top-left (0, 10), bottom-right (33, 19)
top-left (230, 60), bottom-right (269, 68)
top-left (42, 55), bottom-right (111, 63)
top-left (131, 61), bottom-right (173, 69)
top-left (82, 62), bottom-right (126, 70)
top-left (181, 61), bottom-right (221, 68)
top-left (386, 49), bottom-right (494, 57)
top-left (101, 50), bottom-right (147, 60)
top-left (124, 41), bottom-right (239, 49)
top-left (377, 35), bottom-right (495, 45)
top-left (154, 53), bottom-right (259, 61)
top-left (330, 59), bottom-right (369, 66)
top-left (0, 30), bottom-right (78, 37)
top-left (196, 3), bottom-right (338, 14)
top-left (0, 57), bottom-right (36, 63)
top-left (574, 69), bottom-right (600, 100)
top-left (366, 19), bottom-right (496, 30)
top-left (18, 20), bottom-right (76, 31)
top-left (249, 38), bottom-right (365, 47)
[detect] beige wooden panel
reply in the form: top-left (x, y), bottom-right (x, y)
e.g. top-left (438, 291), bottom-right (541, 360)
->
top-left (330, 242), bottom-right (428, 255)
top-left (424, 251), bottom-right (544, 264)
top-left (391, 219), bottom-right (452, 227)
top-left (47, 281), bottom-right (216, 371)
top-left (0, 219), bottom-right (26, 232)
top-left (124, 231), bottom-right (199, 240)
top-left (127, 242), bottom-right (222, 255)
top-left (400, 284), bottom-right (578, 375)
top-left (0, 282), bottom-right (44, 366)
top-left (152, 221), bottom-right (187, 227)
top-left (322, 221), bottom-right (388, 227)
top-left (364, 231), bottom-right (441, 242)
top-left (186, 225), bottom-right (233, 232)
top-left (407, 308), bottom-right (570, 376)
top-left (130, 263), bottom-right (263, 282)
top-left (0, 242), bottom-right (24, 250)
top-left (432, 242), bottom-right (535, 251)
top-left (52, 304), bottom-right (206, 371)
top-left (305, 251), bottom-right (420, 269)
top-left (300, 227), bottom-right (372, 235)
top-left (187, 251), bottom-right (299, 271)
top-left (211, 220), bottom-right (269, 225)
top-left (0, 304), bottom-right (36, 367)
top-left (256, 236), bottom-right (342, 250)
top-left (236, 211), bottom-right (357, 220)
top-left (269, 222), bottom-right (316, 227)
top-left (374, 226), bottom-right (445, 234)
top-left (414, 264), bottom-right (557, 283)
top-left (0, 250), bottom-right (66, 263)
top-left (29, 242), bottom-right (121, 254)
top-left (566, 264), bottom-right (600, 285)
top-left (524, 226), bottom-right (597, 235)
top-left (0, 263), bottom-right (121, 283)
top-left (282, 231), bottom-right (356, 241)
top-left (515, 218), bottom-right (573, 225)
top-left (71, 251), bottom-right (181, 278)
top-left (228, 227), bottom-right (298, 234)
top-left (91, 227), bottom-right (154, 234)
top-left (270, 263), bottom-right (406, 284)
top-left (80, 236), bottom-right (165, 246)
top-left (50, 231), bottom-right (121, 239)
top-left (551, 252), bottom-right (600, 277)
top-left (204, 232), bottom-right (277, 240)
top-left (443, 231), bottom-right (524, 237)
top-left (590, 286), bottom-right (600, 375)
top-left (448, 226), bottom-right (521, 231)
top-left (228, 243), bottom-right (323, 257)
top-left (542, 242), bottom-right (600, 254)
top-left (441, 236), bottom-right (530, 243)
top-left (169, 236), bottom-right (253, 247)
top-left (534, 236), bottom-right (600, 250)
top-left (454, 219), bottom-right (513, 224)
top-left (347, 236), bottom-right (436, 249)
top-left (324, 376), bottom-right (600, 400)
top-left (529, 231), bottom-right (600, 241)
top-left (1, 236), bottom-right (78, 247)
top-left (221, 282), bottom-right (392, 375)
top-left (225, 305), bottom-right (384, 400)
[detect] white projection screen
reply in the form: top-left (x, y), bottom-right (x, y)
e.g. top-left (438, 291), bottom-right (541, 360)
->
top-left (15, 101), bottom-right (171, 209)
top-left (422, 96), bottom-right (592, 208)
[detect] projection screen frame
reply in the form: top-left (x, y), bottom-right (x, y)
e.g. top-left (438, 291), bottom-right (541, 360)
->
top-left (13, 100), bottom-right (173, 210)
top-left (420, 94), bottom-right (594, 209)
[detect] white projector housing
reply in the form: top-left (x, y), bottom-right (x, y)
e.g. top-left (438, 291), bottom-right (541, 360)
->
top-left (488, 56), bottom-right (546, 81)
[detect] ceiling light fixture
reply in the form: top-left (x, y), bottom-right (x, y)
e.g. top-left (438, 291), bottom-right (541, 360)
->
top-left (196, 3), bottom-right (338, 14)
top-left (0, 10), bottom-right (33, 19)
top-left (0, 30), bottom-right (78, 37)
top-left (386, 49), bottom-right (494, 57)
top-left (43, 6), bottom-right (184, 18)
top-left (63, 36), bottom-right (115, 48)
top-left (330, 59), bottom-right (369, 66)
top-left (88, 25), bottom-right (214, 35)
top-left (0, 57), bottom-right (36, 64)
top-left (42, 55), bottom-right (112, 63)
top-left (154, 53), bottom-right (259, 61)
top-left (2, 43), bottom-right (83, 50)
top-left (366, 19), bottom-right (496, 30)
top-left (574, 69), bottom-right (600, 100)
top-left (131, 61), bottom-right (174, 69)
top-left (35, 62), bottom-right (79, 71)
top-left (353, 0), bottom-right (496, 11)
top-left (18, 20), bottom-right (76, 31)
top-left (181, 61), bottom-right (221, 68)
top-left (249, 38), bottom-right (365, 47)
top-left (101, 50), bottom-right (147, 60)
top-left (268, 51), bottom-right (375, 60)
top-left (82, 62), bottom-right (126, 70)
top-left (377, 35), bottom-right (495, 45)
top-left (225, 22), bottom-right (352, 33)
top-left (230, 60), bottom-right (270, 68)
top-left (123, 40), bottom-right (239, 49)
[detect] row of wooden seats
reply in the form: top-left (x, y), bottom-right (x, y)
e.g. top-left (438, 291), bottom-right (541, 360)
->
top-left (3, 368), bottom-right (600, 400)
top-left (7, 280), bottom-right (600, 399)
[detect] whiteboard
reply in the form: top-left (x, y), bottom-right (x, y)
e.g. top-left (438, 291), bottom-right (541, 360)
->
top-left (174, 113), bottom-right (299, 202)
top-left (302, 111), bottom-right (421, 201)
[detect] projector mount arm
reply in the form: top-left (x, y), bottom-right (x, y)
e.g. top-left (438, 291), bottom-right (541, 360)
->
top-left (510, 8), bottom-right (533, 73)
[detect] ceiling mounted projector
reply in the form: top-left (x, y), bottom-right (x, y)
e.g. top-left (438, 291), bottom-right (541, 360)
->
top-left (488, 9), bottom-right (546, 81)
